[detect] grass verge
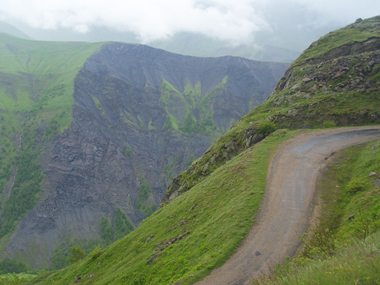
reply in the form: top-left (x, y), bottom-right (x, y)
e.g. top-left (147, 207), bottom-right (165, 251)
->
top-left (0, 273), bottom-right (36, 285)
top-left (254, 140), bottom-right (380, 285)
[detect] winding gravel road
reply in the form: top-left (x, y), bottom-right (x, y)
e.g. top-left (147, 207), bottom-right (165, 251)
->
top-left (197, 126), bottom-right (380, 285)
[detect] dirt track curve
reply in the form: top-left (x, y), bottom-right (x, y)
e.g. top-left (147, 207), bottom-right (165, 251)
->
top-left (197, 126), bottom-right (380, 285)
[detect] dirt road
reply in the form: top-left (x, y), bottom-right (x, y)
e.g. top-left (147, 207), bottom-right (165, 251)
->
top-left (197, 126), bottom-right (380, 285)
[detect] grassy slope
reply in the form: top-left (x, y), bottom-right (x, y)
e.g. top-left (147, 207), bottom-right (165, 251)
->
top-left (295, 16), bottom-right (380, 63)
top-left (255, 140), bottom-right (380, 284)
top-left (166, 15), bottom-right (380, 199)
top-left (31, 130), bottom-right (296, 285)
top-left (3, 16), bottom-right (380, 283)
top-left (256, 232), bottom-right (380, 285)
top-left (0, 33), bottom-right (102, 126)
top-left (0, 34), bottom-right (101, 245)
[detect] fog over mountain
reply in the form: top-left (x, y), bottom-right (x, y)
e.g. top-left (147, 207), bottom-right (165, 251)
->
top-left (0, 0), bottom-right (378, 61)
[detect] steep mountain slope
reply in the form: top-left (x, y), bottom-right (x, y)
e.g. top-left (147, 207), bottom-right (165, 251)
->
top-left (0, 34), bottom-right (102, 268)
top-left (0, 34), bottom-right (286, 269)
top-left (166, 15), bottom-right (380, 200)
top-left (31, 16), bottom-right (380, 285)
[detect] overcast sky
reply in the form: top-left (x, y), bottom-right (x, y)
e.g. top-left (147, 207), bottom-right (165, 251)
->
top-left (0, 0), bottom-right (379, 45)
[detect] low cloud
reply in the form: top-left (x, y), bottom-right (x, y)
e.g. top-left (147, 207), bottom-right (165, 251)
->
top-left (0, 0), bottom-right (268, 44)
top-left (0, 0), bottom-right (378, 44)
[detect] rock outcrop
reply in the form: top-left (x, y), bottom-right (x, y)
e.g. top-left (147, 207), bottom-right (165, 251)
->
top-left (165, 16), bottom-right (380, 201)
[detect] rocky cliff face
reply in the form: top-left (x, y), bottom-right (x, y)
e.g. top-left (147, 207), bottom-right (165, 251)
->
top-left (1, 42), bottom-right (286, 268)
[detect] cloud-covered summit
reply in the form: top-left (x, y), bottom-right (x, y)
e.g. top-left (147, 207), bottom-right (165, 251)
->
top-left (0, 0), bottom-right (379, 45)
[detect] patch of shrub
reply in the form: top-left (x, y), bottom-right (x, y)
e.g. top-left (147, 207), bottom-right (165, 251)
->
top-left (256, 121), bottom-right (276, 136)
top-left (345, 177), bottom-right (370, 194)
top-left (0, 259), bottom-right (27, 274)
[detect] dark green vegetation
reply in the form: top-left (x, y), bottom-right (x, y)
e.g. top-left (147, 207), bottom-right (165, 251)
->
top-left (31, 130), bottom-right (295, 284)
top-left (100, 209), bottom-right (134, 244)
top-left (0, 259), bottom-right (26, 274)
top-left (51, 242), bottom-right (105, 270)
top-left (166, 15), bottom-right (380, 200)
top-left (136, 179), bottom-right (156, 216)
top-left (0, 33), bottom-right (101, 264)
top-left (255, 140), bottom-right (380, 284)
top-left (0, 128), bottom-right (42, 238)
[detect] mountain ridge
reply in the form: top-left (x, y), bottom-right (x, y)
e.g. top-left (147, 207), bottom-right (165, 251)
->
top-left (0, 34), bottom-right (286, 269)
top-left (166, 15), bottom-right (380, 200)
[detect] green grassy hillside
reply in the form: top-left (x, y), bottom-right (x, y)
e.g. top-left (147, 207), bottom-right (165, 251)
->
top-left (0, 33), bottom-right (101, 244)
top-left (255, 140), bottom-right (380, 285)
top-left (0, 33), bottom-right (101, 125)
top-left (26, 15), bottom-right (380, 285)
